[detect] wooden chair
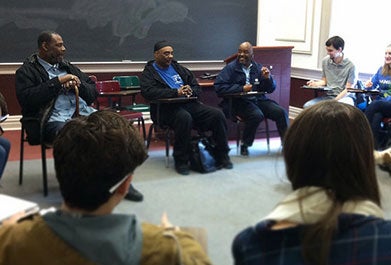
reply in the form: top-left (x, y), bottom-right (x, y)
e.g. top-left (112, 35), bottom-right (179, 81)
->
top-left (112, 75), bottom-right (140, 90)
top-left (112, 76), bottom-right (150, 112)
top-left (95, 80), bottom-right (146, 139)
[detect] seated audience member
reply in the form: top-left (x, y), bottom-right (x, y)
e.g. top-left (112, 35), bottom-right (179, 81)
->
top-left (0, 111), bottom-right (212, 265)
top-left (304, 36), bottom-right (357, 108)
top-left (140, 40), bottom-right (232, 175)
top-left (232, 101), bottom-right (391, 265)
top-left (15, 30), bottom-right (142, 201)
top-left (0, 92), bottom-right (10, 182)
top-left (214, 41), bottom-right (288, 156)
top-left (364, 44), bottom-right (391, 150)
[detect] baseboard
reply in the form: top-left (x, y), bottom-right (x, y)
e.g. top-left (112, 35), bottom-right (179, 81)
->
top-left (289, 106), bottom-right (302, 120)
top-left (1, 115), bottom-right (22, 131)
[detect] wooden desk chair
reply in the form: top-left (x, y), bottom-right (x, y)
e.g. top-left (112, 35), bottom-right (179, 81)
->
top-left (113, 75), bottom-right (140, 90)
top-left (95, 80), bottom-right (146, 139)
top-left (112, 76), bottom-right (150, 113)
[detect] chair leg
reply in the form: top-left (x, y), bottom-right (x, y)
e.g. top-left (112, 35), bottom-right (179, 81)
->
top-left (41, 144), bottom-right (48, 197)
top-left (236, 120), bottom-right (241, 155)
top-left (19, 127), bottom-right (25, 185)
top-left (140, 117), bottom-right (146, 141)
top-left (265, 119), bottom-right (270, 152)
top-left (146, 123), bottom-right (154, 150)
top-left (165, 128), bottom-right (170, 168)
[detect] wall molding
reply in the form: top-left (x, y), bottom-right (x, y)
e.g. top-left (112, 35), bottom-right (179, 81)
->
top-left (0, 61), bottom-right (225, 75)
top-left (291, 67), bottom-right (373, 82)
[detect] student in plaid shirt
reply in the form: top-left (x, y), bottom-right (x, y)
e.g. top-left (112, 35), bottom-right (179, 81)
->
top-left (232, 100), bottom-right (391, 265)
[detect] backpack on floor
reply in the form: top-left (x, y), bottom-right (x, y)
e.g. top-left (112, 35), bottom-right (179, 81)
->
top-left (189, 137), bottom-right (217, 173)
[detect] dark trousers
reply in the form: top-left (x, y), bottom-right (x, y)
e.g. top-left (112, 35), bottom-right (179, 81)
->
top-left (157, 102), bottom-right (229, 164)
top-left (365, 100), bottom-right (391, 149)
top-left (44, 121), bottom-right (66, 144)
top-left (233, 99), bottom-right (289, 146)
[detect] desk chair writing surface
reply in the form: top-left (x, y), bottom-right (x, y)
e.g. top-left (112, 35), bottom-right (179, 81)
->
top-left (301, 85), bottom-right (333, 98)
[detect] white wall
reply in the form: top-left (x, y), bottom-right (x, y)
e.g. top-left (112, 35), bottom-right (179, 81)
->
top-left (258, 0), bottom-right (391, 77)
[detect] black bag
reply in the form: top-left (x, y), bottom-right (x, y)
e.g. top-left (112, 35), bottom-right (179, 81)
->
top-left (189, 137), bottom-right (217, 173)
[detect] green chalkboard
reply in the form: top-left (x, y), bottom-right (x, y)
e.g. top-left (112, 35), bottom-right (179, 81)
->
top-left (0, 0), bottom-right (257, 62)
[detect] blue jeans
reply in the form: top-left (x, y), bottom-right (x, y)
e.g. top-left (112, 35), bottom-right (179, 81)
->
top-left (0, 136), bottom-right (11, 180)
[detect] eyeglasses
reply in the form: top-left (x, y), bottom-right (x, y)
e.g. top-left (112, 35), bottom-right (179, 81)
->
top-left (109, 175), bottom-right (130, 194)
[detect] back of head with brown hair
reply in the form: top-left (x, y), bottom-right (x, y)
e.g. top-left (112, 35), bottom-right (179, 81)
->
top-left (53, 110), bottom-right (148, 211)
top-left (283, 100), bottom-right (380, 265)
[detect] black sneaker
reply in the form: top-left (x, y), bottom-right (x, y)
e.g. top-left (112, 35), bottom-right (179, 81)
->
top-left (240, 144), bottom-right (249, 156)
top-left (175, 163), bottom-right (190, 175)
top-left (216, 154), bottom-right (233, 169)
top-left (124, 185), bottom-right (144, 202)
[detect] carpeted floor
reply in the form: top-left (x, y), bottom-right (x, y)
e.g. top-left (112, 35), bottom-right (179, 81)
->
top-left (1, 136), bottom-right (391, 265)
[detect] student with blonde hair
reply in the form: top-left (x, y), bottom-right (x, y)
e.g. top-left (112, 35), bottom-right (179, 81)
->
top-left (364, 44), bottom-right (391, 150)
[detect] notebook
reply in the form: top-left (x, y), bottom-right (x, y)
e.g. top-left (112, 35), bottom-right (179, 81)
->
top-left (0, 194), bottom-right (40, 222)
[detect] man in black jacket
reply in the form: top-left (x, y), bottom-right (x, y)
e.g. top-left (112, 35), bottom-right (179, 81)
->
top-left (15, 30), bottom-right (143, 202)
top-left (141, 41), bottom-right (232, 175)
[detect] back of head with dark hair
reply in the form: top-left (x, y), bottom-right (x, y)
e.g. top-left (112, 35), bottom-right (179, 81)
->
top-left (284, 100), bottom-right (379, 203)
top-left (53, 111), bottom-right (148, 211)
top-left (325, 35), bottom-right (345, 50)
top-left (37, 30), bottom-right (58, 49)
top-left (283, 100), bottom-right (380, 265)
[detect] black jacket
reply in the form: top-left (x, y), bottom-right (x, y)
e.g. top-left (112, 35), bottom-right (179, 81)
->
top-left (140, 60), bottom-right (202, 122)
top-left (140, 60), bottom-right (201, 100)
top-left (15, 54), bottom-right (97, 120)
